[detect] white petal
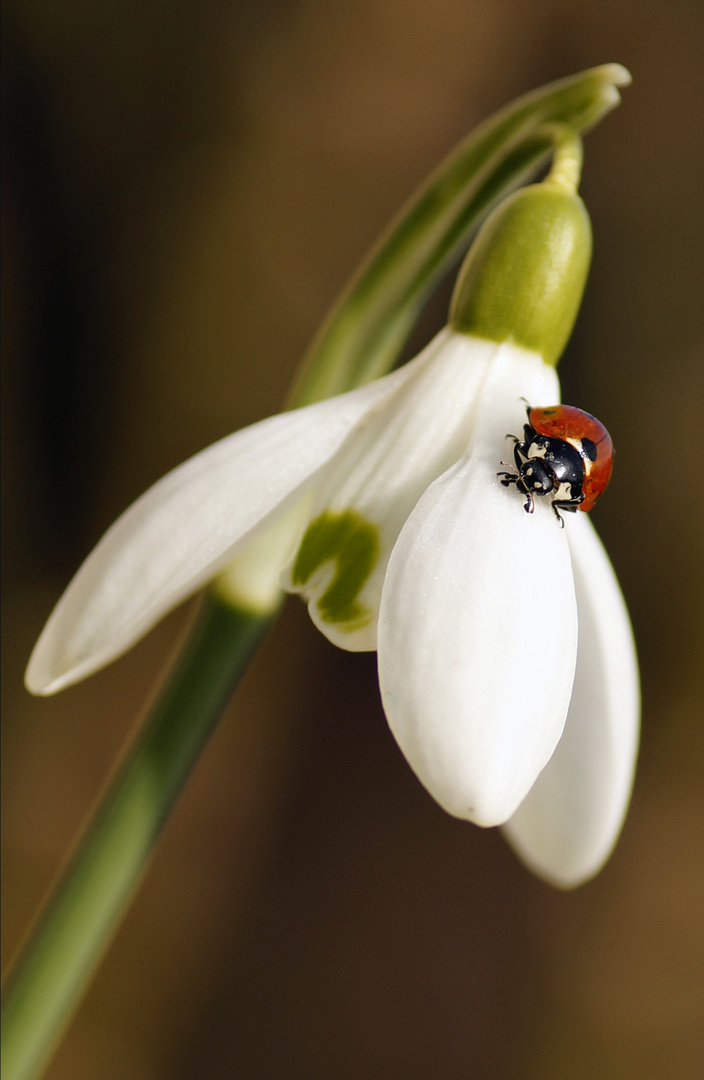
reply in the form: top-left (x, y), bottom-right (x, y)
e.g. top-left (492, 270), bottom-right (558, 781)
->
top-left (378, 348), bottom-right (575, 826)
top-left (503, 513), bottom-right (640, 887)
top-left (26, 373), bottom-right (414, 695)
top-left (282, 330), bottom-right (497, 651)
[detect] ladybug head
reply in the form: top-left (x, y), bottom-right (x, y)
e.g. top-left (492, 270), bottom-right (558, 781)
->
top-left (519, 458), bottom-right (554, 498)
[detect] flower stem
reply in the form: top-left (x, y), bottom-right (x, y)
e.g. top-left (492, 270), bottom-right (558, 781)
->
top-left (543, 123), bottom-right (584, 192)
top-left (288, 64), bottom-right (629, 406)
top-left (1, 594), bottom-right (277, 1080)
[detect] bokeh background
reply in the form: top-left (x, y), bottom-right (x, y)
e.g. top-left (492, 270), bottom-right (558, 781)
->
top-left (2, 2), bottom-right (703, 1078)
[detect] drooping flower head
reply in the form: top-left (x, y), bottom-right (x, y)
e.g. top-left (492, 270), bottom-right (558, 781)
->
top-left (26, 128), bottom-right (639, 888)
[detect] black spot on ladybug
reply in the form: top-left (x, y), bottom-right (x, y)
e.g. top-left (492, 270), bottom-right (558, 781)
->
top-left (581, 437), bottom-right (597, 461)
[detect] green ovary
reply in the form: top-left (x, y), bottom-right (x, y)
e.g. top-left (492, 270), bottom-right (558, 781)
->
top-left (291, 510), bottom-right (381, 628)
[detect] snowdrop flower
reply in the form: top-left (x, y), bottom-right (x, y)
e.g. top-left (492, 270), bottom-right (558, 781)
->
top-left (26, 152), bottom-right (639, 887)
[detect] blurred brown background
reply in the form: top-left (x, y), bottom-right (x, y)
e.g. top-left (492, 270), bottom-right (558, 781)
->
top-left (2, 1), bottom-right (703, 1078)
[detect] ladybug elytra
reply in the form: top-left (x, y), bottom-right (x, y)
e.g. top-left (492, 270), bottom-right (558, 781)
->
top-left (498, 404), bottom-right (613, 526)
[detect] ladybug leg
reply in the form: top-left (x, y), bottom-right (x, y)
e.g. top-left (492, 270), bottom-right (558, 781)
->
top-left (504, 432), bottom-right (529, 450)
top-left (504, 433), bottom-right (521, 459)
top-left (512, 442), bottom-right (530, 471)
top-left (551, 503), bottom-right (567, 528)
top-left (497, 440), bottom-right (527, 486)
top-left (523, 490), bottom-right (535, 515)
top-left (505, 432), bottom-right (530, 446)
top-left (550, 496), bottom-right (583, 527)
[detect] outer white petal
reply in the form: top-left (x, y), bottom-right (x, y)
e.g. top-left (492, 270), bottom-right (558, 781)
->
top-left (378, 346), bottom-right (575, 826)
top-left (503, 513), bottom-right (640, 887)
top-left (282, 329), bottom-right (497, 651)
top-left (26, 371), bottom-right (416, 695)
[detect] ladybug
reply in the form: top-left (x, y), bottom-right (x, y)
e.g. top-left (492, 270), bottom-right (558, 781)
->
top-left (498, 403), bottom-right (613, 526)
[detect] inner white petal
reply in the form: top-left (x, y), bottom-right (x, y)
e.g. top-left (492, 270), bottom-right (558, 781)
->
top-left (282, 329), bottom-right (501, 650)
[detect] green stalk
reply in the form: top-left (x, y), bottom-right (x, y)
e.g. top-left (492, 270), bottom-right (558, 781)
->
top-left (1, 64), bottom-right (629, 1080)
top-left (288, 63), bottom-right (630, 405)
top-left (1, 596), bottom-right (276, 1080)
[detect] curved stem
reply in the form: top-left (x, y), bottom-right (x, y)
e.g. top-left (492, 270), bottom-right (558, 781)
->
top-left (287, 64), bottom-right (629, 406)
top-left (1, 595), bottom-right (277, 1080)
top-left (543, 123), bottom-right (584, 192)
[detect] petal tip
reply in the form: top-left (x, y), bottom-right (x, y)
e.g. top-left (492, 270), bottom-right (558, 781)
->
top-left (24, 648), bottom-right (72, 697)
top-left (599, 62), bottom-right (632, 88)
top-left (502, 823), bottom-right (615, 890)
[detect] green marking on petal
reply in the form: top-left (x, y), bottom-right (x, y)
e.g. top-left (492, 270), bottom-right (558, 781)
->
top-left (292, 510), bottom-right (381, 628)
